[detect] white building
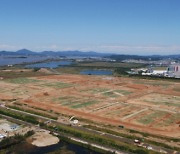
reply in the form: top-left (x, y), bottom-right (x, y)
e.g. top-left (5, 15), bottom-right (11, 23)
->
top-left (168, 64), bottom-right (180, 72)
top-left (153, 70), bottom-right (167, 75)
top-left (168, 64), bottom-right (180, 78)
top-left (142, 69), bottom-right (167, 76)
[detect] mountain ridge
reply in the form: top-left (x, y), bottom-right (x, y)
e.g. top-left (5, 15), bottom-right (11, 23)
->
top-left (0, 49), bottom-right (180, 60)
top-left (0, 49), bottom-right (112, 57)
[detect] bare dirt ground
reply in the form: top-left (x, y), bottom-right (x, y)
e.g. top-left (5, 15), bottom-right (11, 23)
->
top-left (0, 74), bottom-right (180, 138)
top-left (30, 129), bottom-right (59, 147)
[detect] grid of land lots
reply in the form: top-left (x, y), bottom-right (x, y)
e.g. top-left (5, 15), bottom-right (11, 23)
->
top-left (0, 74), bottom-right (179, 138)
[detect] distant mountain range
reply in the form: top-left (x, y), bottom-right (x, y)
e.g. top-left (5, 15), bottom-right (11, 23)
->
top-left (0, 49), bottom-right (180, 60)
top-left (0, 49), bottom-right (112, 57)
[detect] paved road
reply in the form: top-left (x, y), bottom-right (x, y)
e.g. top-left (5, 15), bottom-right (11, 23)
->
top-left (0, 111), bottom-right (127, 154)
top-left (0, 106), bottom-right (179, 154)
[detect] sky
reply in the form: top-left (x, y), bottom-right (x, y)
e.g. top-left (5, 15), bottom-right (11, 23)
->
top-left (0, 0), bottom-right (180, 55)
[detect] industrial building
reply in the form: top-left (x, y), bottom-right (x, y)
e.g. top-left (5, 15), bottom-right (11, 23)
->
top-left (167, 64), bottom-right (180, 78)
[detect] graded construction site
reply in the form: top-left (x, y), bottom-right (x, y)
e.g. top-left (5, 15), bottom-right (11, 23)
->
top-left (0, 74), bottom-right (179, 138)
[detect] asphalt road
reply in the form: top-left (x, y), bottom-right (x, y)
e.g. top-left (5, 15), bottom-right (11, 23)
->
top-left (0, 106), bottom-right (179, 154)
top-left (0, 110), bottom-right (127, 154)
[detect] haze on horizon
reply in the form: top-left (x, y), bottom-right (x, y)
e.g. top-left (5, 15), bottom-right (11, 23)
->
top-left (0, 0), bottom-right (180, 55)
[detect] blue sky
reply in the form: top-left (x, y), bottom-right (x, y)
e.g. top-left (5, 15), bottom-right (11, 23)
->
top-left (0, 0), bottom-right (180, 55)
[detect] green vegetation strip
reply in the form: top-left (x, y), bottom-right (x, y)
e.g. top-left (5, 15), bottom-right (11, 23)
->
top-left (47, 125), bottom-right (155, 154)
top-left (128, 129), bottom-right (180, 145)
top-left (0, 108), bottom-right (155, 154)
top-left (7, 105), bottom-right (58, 120)
top-left (5, 78), bottom-right (40, 84)
top-left (57, 96), bottom-right (75, 101)
top-left (76, 61), bottom-right (145, 68)
top-left (0, 108), bottom-right (178, 152)
top-left (84, 125), bottom-right (180, 152)
top-left (0, 109), bottom-right (39, 124)
top-left (71, 100), bottom-right (97, 109)
top-left (42, 82), bottom-right (73, 89)
top-left (0, 70), bottom-right (51, 79)
top-left (114, 68), bottom-right (130, 75)
top-left (57, 98), bottom-right (98, 109)
top-left (0, 131), bottom-right (35, 150)
top-left (53, 135), bottom-right (111, 154)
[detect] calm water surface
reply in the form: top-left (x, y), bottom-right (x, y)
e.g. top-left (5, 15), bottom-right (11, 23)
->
top-left (10, 141), bottom-right (101, 154)
top-left (0, 56), bottom-right (49, 66)
top-left (26, 61), bottom-right (72, 68)
top-left (80, 70), bottom-right (113, 75)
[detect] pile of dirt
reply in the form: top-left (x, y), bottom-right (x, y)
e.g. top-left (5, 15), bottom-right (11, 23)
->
top-left (37, 68), bottom-right (52, 74)
top-left (31, 130), bottom-right (59, 147)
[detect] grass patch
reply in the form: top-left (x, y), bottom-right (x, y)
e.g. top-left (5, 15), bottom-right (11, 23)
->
top-left (7, 105), bottom-right (58, 120)
top-left (0, 69), bottom-right (51, 79)
top-left (0, 108), bottom-right (39, 124)
top-left (145, 100), bottom-right (180, 107)
top-left (42, 82), bottom-right (73, 89)
top-left (53, 96), bottom-right (81, 106)
top-left (57, 96), bottom-right (74, 101)
top-left (103, 91), bottom-right (117, 97)
top-left (5, 78), bottom-right (40, 84)
top-left (57, 96), bottom-right (77, 102)
top-left (88, 88), bottom-right (110, 94)
top-left (84, 125), bottom-right (180, 151)
top-left (137, 111), bottom-right (166, 125)
top-left (61, 100), bottom-right (80, 106)
top-left (143, 95), bottom-right (180, 107)
top-left (157, 113), bottom-right (180, 127)
top-left (59, 99), bottom-right (98, 109)
top-left (48, 125), bottom-right (153, 154)
top-left (76, 61), bottom-right (145, 68)
top-left (71, 100), bottom-right (97, 109)
top-left (114, 89), bottom-right (132, 95)
top-left (134, 80), bottom-right (172, 87)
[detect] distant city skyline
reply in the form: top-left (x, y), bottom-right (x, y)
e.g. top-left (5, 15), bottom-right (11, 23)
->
top-left (0, 0), bottom-right (180, 55)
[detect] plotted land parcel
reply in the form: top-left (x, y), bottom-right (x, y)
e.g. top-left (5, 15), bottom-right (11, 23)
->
top-left (0, 74), bottom-right (179, 137)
